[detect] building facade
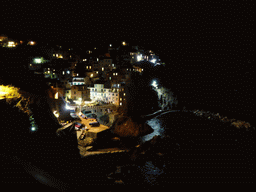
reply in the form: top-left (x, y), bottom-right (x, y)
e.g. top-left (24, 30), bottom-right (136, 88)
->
top-left (88, 83), bottom-right (126, 106)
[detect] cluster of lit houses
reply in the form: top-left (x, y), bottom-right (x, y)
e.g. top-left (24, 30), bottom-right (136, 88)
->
top-left (1, 34), bottom-right (163, 106)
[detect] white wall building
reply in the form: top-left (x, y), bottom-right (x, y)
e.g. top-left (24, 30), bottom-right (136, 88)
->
top-left (88, 84), bottom-right (125, 106)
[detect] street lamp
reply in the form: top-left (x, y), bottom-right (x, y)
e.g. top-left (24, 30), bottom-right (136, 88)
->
top-left (34, 58), bottom-right (42, 63)
top-left (151, 80), bottom-right (158, 88)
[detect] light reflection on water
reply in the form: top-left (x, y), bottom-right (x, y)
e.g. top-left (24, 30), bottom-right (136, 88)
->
top-left (134, 115), bottom-right (169, 184)
top-left (139, 161), bottom-right (164, 184)
top-left (141, 118), bottom-right (163, 142)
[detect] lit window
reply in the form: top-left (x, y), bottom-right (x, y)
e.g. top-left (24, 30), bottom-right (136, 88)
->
top-left (89, 66), bottom-right (91, 69)
top-left (112, 64), bottom-right (114, 67)
top-left (53, 54), bottom-right (55, 57)
top-left (124, 93), bottom-right (125, 96)
top-left (120, 98), bottom-right (122, 101)
top-left (102, 67), bottom-right (104, 71)
top-left (56, 54), bottom-right (58, 57)
top-left (70, 55), bottom-right (72, 58)
top-left (142, 69), bottom-right (143, 71)
top-left (30, 64), bottom-right (32, 66)
top-left (90, 74), bottom-right (93, 78)
top-left (86, 66), bottom-right (88, 69)
top-left (7, 41), bottom-right (15, 47)
top-left (96, 71), bottom-right (98, 74)
top-left (116, 73), bottom-right (118, 76)
top-left (48, 71), bottom-right (50, 73)
top-left (67, 70), bottom-right (70, 74)
top-left (63, 71), bottom-right (65, 75)
top-left (77, 73), bottom-right (79, 76)
top-left (110, 44), bottom-right (112, 47)
top-left (120, 102), bottom-right (122, 106)
top-left (97, 58), bottom-right (99, 61)
top-left (109, 77), bottom-right (111, 80)
top-left (113, 73), bottom-right (115, 76)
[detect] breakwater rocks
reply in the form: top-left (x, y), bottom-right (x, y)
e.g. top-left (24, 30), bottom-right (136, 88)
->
top-left (192, 109), bottom-right (254, 130)
top-left (110, 115), bottom-right (154, 137)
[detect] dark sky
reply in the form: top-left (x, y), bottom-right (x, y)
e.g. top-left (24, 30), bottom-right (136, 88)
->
top-left (1, 1), bottom-right (254, 64)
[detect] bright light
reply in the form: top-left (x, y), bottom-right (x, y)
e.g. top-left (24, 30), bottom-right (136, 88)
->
top-left (53, 111), bottom-right (59, 118)
top-left (31, 127), bottom-right (36, 131)
top-left (90, 74), bottom-right (93, 78)
top-left (7, 41), bottom-right (15, 47)
top-left (151, 80), bottom-right (158, 88)
top-left (55, 92), bottom-right (58, 99)
top-left (34, 58), bottom-right (41, 63)
top-left (29, 41), bottom-right (35, 45)
top-left (122, 41), bottom-right (126, 45)
top-left (137, 54), bottom-right (143, 61)
top-left (150, 59), bottom-right (156, 63)
top-left (110, 44), bottom-right (112, 47)
top-left (66, 104), bottom-right (72, 109)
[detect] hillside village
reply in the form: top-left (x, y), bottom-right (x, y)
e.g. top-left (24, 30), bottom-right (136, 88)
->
top-left (1, 35), bottom-right (164, 117)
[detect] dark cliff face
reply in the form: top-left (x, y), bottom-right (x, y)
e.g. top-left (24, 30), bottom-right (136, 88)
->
top-left (1, 95), bottom-right (81, 178)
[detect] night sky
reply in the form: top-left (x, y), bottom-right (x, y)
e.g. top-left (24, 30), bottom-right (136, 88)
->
top-left (2, 1), bottom-right (253, 62)
top-left (1, 0), bottom-right (255, 120)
